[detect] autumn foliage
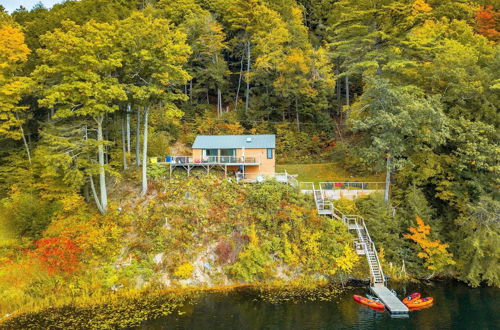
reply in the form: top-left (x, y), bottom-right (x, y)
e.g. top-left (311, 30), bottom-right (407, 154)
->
top-left (475, 5), bottom-right (500, 42)
top-left (30, 237), bottom-right (82, 275)
top-left (404, 217), bottom-right (455, 272)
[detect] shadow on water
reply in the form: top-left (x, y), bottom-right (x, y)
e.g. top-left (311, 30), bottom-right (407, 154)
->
top-left (136, 281), bottom-right (499, 330)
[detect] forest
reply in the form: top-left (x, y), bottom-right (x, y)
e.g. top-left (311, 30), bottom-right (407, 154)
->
top-left (0, 0), bottom-right (498, 324)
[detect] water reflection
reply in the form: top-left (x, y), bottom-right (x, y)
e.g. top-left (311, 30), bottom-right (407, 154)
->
top-left (137, 282), bottom-right (499, 330)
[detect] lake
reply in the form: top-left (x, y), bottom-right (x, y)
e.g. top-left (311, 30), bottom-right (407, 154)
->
top-left (137, 281), bottom-right (499, 330)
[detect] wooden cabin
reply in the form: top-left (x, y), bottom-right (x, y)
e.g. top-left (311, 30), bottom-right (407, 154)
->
top-left (169, 135), bottom-right (276, 181)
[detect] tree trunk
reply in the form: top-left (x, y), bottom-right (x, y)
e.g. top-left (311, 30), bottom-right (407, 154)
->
top-left (141, 107), bottom-right (150, 197)
top-left (336, 71), bottom-right (341, 116)
top-left (245, 40), bottom-right (251, 114)
top-left (121, 115), bottom-right (127, 170)
top-left (20, 125), bottom-right (31, 164)
top-left (217, 88), bottom-right (222, 117)
top-left (345, 75), bottom-right (350, 120)
top-left (126, 104), bottom-right (131, 153)
top-left (15, 114), bottom-right (31, 164)
top-left (136, 107), bottom-right (141, 166)
top-left (235, 50), bottom-right (245, 111)
top-left (96, 116), bottom-right (107, 212)
top-left (189, 79), bottom-right (193, 103)
top-left (89, 175), bottom-right (104, 214)
top-left (384, 154), bottom-right (392, 202)
top-left (295, 98), bottom-right (300, 131)
top-left (345, 75), bottom-right (350, 106)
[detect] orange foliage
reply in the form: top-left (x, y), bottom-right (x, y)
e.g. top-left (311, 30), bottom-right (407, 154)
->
top-left (475, 5), bottom-right (500, 42)
top-left (404, 217), bottom-right (455, 271)
top-left (30, 237), bottom-right (81, 275)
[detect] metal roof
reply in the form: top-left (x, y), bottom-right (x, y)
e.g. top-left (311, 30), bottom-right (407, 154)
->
top-left (192, 135), bottom-right (275, 149)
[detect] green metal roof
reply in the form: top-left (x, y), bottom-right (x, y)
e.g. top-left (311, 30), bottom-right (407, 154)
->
top-left (192, 135), bottom-right (275, 149)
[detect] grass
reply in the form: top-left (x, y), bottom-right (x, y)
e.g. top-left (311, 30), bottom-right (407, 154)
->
top-left (276, 163), bottom-right (385, 184)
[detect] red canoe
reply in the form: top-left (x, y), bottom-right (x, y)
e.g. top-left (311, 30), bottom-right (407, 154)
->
top-left (353, 295), bottom-right (385, 309)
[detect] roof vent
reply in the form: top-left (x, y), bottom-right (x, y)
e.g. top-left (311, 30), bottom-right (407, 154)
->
top-left (246, 137), bottom-right (252, 143)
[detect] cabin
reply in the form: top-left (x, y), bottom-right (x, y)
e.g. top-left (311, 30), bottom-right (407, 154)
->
top-left (168, 134), bottom-right (278, 181)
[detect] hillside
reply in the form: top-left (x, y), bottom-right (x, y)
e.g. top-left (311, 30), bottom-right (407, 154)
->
top-left (0, 173), bottom-right (363, 317)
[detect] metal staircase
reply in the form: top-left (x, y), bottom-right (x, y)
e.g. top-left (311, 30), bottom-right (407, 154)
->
top-left (309, 183), bottom-right (385, 286)
top-left (305, 183), bottom-right (408, 315)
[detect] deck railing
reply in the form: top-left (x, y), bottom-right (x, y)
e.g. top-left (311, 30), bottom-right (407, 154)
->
top-left (237, 171), bottom-right (298, 186)
top-left (319, 181), bottom-right (385, 191)
top-left (168, 155), bottom-right (259, 164)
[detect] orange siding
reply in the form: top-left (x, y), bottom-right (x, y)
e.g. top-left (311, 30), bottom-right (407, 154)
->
top-left (191, 147), bottom-right (275, 175)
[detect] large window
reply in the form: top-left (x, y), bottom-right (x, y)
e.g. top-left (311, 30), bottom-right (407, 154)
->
top-left (220, 149), bottom-right (236, 157)
top-left (267, 148), bottom-right (273, 159)
top-left (204, 149), bottom-right (218, 157)
top-left (220, 149), bottom-right (236, 163)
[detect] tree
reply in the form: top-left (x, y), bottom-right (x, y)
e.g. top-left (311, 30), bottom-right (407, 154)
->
top-left (186, 14), bottom-right (229, 116)
top-left (475, 5), bottom-right (500, 42)
top-left (404, 217), bottom-right (455, 273)
top-left (0, 22), bottom-right (32, 162)
top-left (455, 196), bottom-right (500, 287)
top-left (116, 11), bottom-right (190, 196)
top-left (348, 78), bottom-right (449, 201)
top-left (33, 20), bottom-right (127, 213)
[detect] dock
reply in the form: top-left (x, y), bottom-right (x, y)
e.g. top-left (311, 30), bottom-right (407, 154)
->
top-left (370, 285), bottom-right (409, 316)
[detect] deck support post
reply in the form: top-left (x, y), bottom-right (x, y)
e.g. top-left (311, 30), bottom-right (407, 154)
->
top-left (224, 165), bottom-right (227, 177)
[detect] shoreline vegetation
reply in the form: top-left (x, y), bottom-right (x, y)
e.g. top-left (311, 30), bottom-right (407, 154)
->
top-left (1, 277), bottom-right (468, 329)
top-left (0, 279), bottom-right (432, 329)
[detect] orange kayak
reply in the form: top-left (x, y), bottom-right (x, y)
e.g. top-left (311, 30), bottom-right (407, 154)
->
top-left (403, 292), bottom-right (421, 305)
top-left (353, 295), bottom-right (385, 309)
top-left (406, 297), bottom-right (433, 308)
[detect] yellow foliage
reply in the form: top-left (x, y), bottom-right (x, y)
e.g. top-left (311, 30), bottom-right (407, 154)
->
top-left (334, 244), bottom-right (359, 274)
top-left (412, 0), bottom-right (432, 15)
top-left (404, 217), bottom-right (455, 271)
top-left (174, 263), bottom-right (194, 279)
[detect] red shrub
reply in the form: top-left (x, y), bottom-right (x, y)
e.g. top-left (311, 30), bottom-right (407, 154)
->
top-left (215, 239), bottom-right (234, 264)
top-left (30, 237), bottom-right (82, 275)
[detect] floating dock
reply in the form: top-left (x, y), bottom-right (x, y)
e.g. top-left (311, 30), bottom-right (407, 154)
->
top-left (370, 285), bottom-right (409, 316)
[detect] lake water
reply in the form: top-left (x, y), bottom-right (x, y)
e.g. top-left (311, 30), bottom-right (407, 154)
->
top-left (137, 281), bottom-right (499, 330)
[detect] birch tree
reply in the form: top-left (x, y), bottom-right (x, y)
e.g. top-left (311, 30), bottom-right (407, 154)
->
top-left (33, 20), bottom-right (126, 213)
top-left (116, 11), bottom-right (190, 196)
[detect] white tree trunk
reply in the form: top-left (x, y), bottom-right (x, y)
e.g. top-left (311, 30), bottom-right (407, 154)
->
top-left (136, 107), bottom-right (141, 166)
top-left (245, 40), bottom-right (251, 114)
top-left (141, 107), bottom-right (149, 196)
top-left (126, 104), bottom-right (131, 153)
top-left (89, 175), bottom-right (104, 214)
top-left (96, 116), bottom-right (107, 212)
top-left (234, 50), bottom-right (245, 111)
top-left (121, 116), bottom-right (127, 170)
top-left (217, 88), bottom-right (222, 117)
top-left (384, 155), bottom-right (392, 202)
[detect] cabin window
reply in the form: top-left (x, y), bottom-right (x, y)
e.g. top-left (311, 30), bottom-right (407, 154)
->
top-left (220, 149), bottom-right (236, 157)
top-left (220, 149), bottom-right (236, 163)
top-left (267, 148), bottom-right (273, 159)
top-left (204, 149), bottom-right (218, 157)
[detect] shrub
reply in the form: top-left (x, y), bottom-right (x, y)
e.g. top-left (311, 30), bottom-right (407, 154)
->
top-left (173, 263), bottom-right (194, 279)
